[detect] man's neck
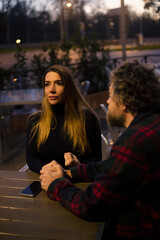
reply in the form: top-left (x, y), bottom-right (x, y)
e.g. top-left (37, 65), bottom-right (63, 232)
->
top-left (125, 112), bottom-right (135, 128)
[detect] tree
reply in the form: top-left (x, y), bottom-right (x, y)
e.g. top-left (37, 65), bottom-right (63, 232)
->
top-left (144, 0), bottom-right (160, 13)
top-left (9, 1), bottom-right (28, 42)
top-left (0, 0), bottom-right (13, 43)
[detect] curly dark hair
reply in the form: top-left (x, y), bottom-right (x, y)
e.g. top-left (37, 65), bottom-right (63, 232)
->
top-left (111, 60), bottom-right (160, 115)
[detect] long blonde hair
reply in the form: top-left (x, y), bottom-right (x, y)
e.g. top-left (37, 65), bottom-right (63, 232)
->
top-left (30, 65), bottom-right (99, 154)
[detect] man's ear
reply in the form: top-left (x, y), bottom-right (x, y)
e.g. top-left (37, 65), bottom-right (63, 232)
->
top-left (123, 105), bottom-right (129, 113)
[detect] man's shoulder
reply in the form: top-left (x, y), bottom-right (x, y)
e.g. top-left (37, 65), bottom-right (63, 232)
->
top-left (119, 113), bottom-right (160, 144)
top-left (133, 113), bottom-right (160, 130)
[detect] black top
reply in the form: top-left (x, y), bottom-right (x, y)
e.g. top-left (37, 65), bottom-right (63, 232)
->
top-left (26, 103), bottom-right (102, 173)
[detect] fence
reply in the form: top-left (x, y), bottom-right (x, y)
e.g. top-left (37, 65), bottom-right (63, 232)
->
top-left (109, 54), bottom-right (160, 69)
top-left (0, 54), bottom-right (160, 92)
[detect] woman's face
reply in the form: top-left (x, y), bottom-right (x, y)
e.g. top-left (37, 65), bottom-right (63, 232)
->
top-left (44, 71), bottom-right (65, 105)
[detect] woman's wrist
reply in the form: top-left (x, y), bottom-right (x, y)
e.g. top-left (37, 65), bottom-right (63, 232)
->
top-left (64, 169), bottom-right (72, 180)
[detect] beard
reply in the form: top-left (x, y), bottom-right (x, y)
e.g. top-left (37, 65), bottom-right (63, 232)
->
top-left (107, 111), bottom-right (126, 128)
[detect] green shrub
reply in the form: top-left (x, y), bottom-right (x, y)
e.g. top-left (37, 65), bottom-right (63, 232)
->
top-left (0, 37), bottom-right (111, 93)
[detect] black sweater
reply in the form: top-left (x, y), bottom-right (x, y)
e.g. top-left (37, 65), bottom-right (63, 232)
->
top-left (26, 104), bottom-right (102, 173)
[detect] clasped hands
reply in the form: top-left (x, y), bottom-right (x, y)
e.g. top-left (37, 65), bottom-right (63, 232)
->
top-left (40, 160), bottom-right (64, 191)
top-left (40, 152), bottom-right (79, 191)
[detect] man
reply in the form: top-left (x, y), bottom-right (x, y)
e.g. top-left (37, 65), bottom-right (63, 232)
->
top-left (40, 60), bottom-right (160, 239)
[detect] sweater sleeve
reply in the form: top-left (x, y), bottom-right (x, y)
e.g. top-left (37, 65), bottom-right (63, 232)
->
top-left (26, 114), bottom-right (45, 173)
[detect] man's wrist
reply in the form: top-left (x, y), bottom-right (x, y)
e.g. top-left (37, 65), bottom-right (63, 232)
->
top-left (47, 177), bottom-right (65, 198)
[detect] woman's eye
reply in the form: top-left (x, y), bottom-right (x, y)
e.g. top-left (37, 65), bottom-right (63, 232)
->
top-left (56, 81), bottom-right (63, 86)
top-left (44, 81), bottom-right (63, 86)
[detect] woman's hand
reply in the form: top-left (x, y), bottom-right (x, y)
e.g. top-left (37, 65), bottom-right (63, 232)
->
top-left (64, 152), bottom-right (80, 168)
top-left (40, 160), bottom-right (64, 191)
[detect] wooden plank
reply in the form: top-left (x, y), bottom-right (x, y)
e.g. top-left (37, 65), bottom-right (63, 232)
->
top-left (0, 195), bottom-right (58, 210)
top-left (0, 207), bottom-right (99, 230)
top-left (0, 220), bottom-right (100, 240)
top-left (0, 186), bottom-right (40, 198)
top-left (0, 233), bottom-right (40, 240)
top-left (0, 185), bottom-right (87, 200)
top-left (0, 171), bottom-right (89, 190)
top-left (0, 235), bottom-right (47, 240)
top-left (0, 178), bottom-right (34, 188)
top-left (0, 232), bottom-right (73, 240)
top-left (0, 170), bottom-right (39, 180)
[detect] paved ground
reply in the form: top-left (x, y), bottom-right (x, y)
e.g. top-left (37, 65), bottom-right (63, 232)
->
top-left (0, 106), bottom-right (108, 171)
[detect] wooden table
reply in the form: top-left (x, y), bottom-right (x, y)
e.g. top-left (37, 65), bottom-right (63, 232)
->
top-left (0, 170), bottom-right (105, 240)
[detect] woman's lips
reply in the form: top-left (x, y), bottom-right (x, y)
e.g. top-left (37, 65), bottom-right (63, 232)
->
top-left (49, 96), bottom-right (58, 100)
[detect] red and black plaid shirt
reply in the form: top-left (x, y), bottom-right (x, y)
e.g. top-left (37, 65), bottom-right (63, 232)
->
top-left (47, 112), bottom-right (160, 239)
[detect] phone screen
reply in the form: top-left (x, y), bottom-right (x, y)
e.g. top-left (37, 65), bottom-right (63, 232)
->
top-left (20, 181), bottom-right (42, 197)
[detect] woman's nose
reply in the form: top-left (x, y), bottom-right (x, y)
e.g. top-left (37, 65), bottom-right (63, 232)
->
top-left (50, 84), bottom-right (56, 92)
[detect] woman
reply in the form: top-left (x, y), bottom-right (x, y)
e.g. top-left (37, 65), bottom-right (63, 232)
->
top-left (26, 65), bottom-right (102, 173)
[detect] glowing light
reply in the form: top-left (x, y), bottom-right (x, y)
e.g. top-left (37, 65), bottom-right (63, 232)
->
top-left (16, 39), bottom-right (21, 44)
top-left (13, 78), bottom-right (17, 82)
top-left (66, 2), bottom-right (72, 8)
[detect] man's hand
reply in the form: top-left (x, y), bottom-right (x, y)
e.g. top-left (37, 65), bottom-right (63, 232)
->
top-left (64, 152), bottom-right (80, 168)
top-left (41, 161), bottom-right (57, 171)
top-left (40, 161), bottom-right (64, 191)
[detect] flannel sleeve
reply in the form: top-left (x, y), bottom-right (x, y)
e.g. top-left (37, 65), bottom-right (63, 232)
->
top-left (70, 161), bottom-right (107, 183)
top-left (47, 132), bottom-right (149, 222)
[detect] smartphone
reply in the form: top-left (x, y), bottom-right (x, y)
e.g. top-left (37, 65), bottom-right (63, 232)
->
top-left (20, 181), bottom-right (42, 197)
